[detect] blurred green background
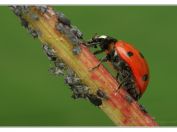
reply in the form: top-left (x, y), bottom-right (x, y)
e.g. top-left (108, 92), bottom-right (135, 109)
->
top-left (0, 6), bottom-right (177, 126)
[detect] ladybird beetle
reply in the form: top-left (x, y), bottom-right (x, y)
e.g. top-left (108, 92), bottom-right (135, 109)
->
top-left (86, 35), bottom-right (149, 100)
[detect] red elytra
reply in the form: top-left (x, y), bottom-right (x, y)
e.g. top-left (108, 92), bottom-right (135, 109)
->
top-left (115, 40), bottom-right (149, 95)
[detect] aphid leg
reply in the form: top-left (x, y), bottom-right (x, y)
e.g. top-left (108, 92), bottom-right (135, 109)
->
top-left (89, 56), bottom-right (108, 71)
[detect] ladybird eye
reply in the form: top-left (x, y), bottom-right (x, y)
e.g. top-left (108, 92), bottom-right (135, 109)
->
top-left (139, 52), bottom-right (144, 58)
top-left (127, 51), bottom-right (133, 57)
top-left (142, 74), bottom-right (148, 81)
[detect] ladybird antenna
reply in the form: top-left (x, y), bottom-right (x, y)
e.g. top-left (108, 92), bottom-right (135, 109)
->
top-left (94, 33), bottom-right (98, 36)
top-left (92, 33), bottom-right (98, 40)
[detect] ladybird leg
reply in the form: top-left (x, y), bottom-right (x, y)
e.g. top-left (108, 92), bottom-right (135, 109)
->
top-left (117, 80), bottom-right (125, 90)
top-left (85, 37), bottom-right (101, 48)
top-left (84, 42), bottom-right (98, 47)
top-left (93, 49), bottom-right (104, 55)
top-left (89, 56), bottom-right (108, 71)
top-left (115, 74), bottom-right (130, 92)
top-left (116, 72), bottom-right (119, 81)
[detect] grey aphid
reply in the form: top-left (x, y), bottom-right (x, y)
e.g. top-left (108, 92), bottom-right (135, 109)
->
top-left (70, 37), bottom-right (80, 46)
top-left (28, 27), bottom-right (38, 38)
top-left (56, 23), bottom-right (80, 46)
top-left (54, 61), bottom-right (65, 69)
top-left (56, 11), bottom-right (71, 26)
top-left (70, 26), bottom-right (83, 39)
top-left (72, 46), bottom-right (81, 55)
top-left (43, 44), bottom-right (55, 55)
top-left (75, 85), bottom-right (88, 93)
top-left (48, 67), bottom-right (64, 76)
top-left (56, 23), bottom-right (65, 33)
top-left (31, 13), bottom-right (39, 20)
top-left (20, 6), bottom-right (29, 14)
top-left (12, 7), bottom-right (22, 17)
top-left (71, 85), bottom-right (89, 99)
top-left (66, 68), bottom-right (75, 77)
top-left (21, 18), bottom-right (29, 28)
top-left (43, 44), bottom-right (57, 61)
top-left (65, 75), bottom-right (80, 86)
top-left (36, 6), bottom-right (48, 13)
top-left (63, 26), bottom-right (79, 46)
top-left (64, 76), bottom-right (73, 85)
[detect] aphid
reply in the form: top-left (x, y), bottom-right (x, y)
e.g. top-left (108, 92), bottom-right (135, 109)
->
top-left (30, 30), bottom-right (38, 38)
top-left (55, 14), bottom-right (82, 55)
top-left (10, 6), bottom-right (29, 17)
top-left (28, 27), bottom-right (38, 38)
top-left (9, 5), bottom-right (17, 10)
top-left (86, 35), bottom-right (149, 100)
top-left (20, 17), bottom-right (29, 28)
top-left (56, 23), bottom-right (80, 46)
top-left (65, 68), bottom-right (90, 99)
top-left (20, 6), bottom-right (29, 14)
top-left (56, 11), bottom-right (71, 27)
top-left (96, 89), bottom-right (109, 100)
top-left (65, 69), bottom-right (80, 87)
top-left (48, 67), bottom-right (64, 76)
top-left (64, 26), bottom-right (80, 46)
top-left (70, 37), bottom-right (80, 46)
top-left (10, 6), bottom-right (22, 17)
top-left (56, 23), bottom-right (65, 33)
top-left (42, 44), bottom-right (66, 76)
top-left (65, 75), bottom-right (80, 86)
top-left (42, 44), bottom-right (57, 61)
top-left (71, 85), bottom-right (89, 99)
top-left (87, 94), bottom-right (102, 106)
top-left (54, 60), bottom-right (65, 69)
top-left (66, 68), bottom-right (75, 78)
top-left (36, 6), bottom-right (48, 14)
top-left (70, 26), bottom-right (83, 39)
top-left (30, 13), bottom-right (39, 20)
top-left (72, 46), bottom-right (81, 55)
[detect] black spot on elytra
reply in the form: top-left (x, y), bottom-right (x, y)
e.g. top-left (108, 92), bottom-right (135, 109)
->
top-left (139, 52), bottom-right (144, 58)
top-left (127, 51), bottom-right (133, 57)
top-left (142, 74), bottom-right (148, 81)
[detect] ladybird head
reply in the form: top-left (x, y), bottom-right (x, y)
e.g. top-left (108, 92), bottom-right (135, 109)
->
top-left (92, 35), bottom-right (117, 51)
